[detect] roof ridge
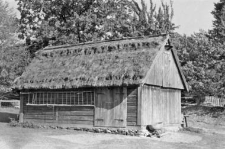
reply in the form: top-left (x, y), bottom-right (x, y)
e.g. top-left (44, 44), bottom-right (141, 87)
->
top-left (36, 35), bottom-right (167, 58)
top-left (42, 34), bottom-right (168, 51)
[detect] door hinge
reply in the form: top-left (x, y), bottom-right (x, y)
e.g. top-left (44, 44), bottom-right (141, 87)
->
top-left (115, 119), bottom-right (124, 122)
top-left (95, 119), bottom-right (104, 121)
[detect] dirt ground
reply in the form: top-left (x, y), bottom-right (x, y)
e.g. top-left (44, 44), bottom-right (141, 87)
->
top-left (0, 122), bottom-right (225, 149)
top-left (0, 106), bottom-right (225, 149)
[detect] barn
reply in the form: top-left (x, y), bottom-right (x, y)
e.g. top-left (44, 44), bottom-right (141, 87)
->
top-left (14, 34), bottom-right (188, 131)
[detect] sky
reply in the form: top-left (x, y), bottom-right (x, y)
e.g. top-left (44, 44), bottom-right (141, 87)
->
top-left (5, 0), bottom-right (220, 35)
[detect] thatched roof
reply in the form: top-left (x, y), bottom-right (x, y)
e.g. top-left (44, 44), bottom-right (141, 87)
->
top-left (14, 34), bottom-right (169, 89)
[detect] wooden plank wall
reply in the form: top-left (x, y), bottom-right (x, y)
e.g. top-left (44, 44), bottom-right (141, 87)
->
top-left (57, 106), bottom-right (94, 125)
top-left (145, 49), bottom-right (184, 89)
top-left (141, 85), bottom-right (181, 126)
top-left (22, 93), bottom-right (94, 125)
top-left (94, 87), bottom-right (127, 127)
top-left (127, 87), bottom-right (138, 126)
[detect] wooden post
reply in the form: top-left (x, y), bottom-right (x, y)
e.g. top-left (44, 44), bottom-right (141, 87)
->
top-left (19, 93), bottom-right (24, 123)
top-left (137, 86), bottom-right (142, 125)
top-left (55, 106), bottom-right (58, 123)
top-left (137, 86), bottom-right (149, 135)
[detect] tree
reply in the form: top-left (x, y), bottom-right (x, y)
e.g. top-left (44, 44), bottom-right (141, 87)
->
top-left (131, 0), bottom-right (176, 36)
top-left (172, 30), bottom-right (225, 98)
top-left (0, 45), bottom-right (31, 92)
top-left (0, 0), bottom-right (18, 46)
top-left (210, 0), bottom-right (225, 42)
top-left (17, 0), bottom-right (132, 43)
top-left (17, 0), bottom-right (176, 50)
top-left (0, 0), bottom-right (29, 93)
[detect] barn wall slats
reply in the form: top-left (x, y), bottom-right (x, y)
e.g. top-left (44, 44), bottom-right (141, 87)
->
top-left (58, 116), bottom-right (94, 121)
top-left (94, 87), bottom-right (127, 127)
top-left (19, 94), bottom-right (24, 123)
top-left (140, 85), bottom-right (181, 126)
top-left (57, 106), bottom-right (94, 125)
top-left (127, 87), bottom-right (138, 126)
top-left (24, 119), bottom-right (56, 124)
top-left (57, 120), bottom-right (94, 125)
top-left (24, 115), bottom-right (56, 120)
top-left (23, 105), bottom-right (94, 125)
top-left (22, 89), bottom-right (95, 125)
top-left (137, 87), bottom-right (142, 125)
top-left (58, 111), bottom-right (94, 116)
top-left (144, 49), bottom-right (184, 89)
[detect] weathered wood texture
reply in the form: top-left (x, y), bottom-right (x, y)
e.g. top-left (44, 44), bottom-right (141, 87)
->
top-left (22, 92), bottom-right (94, 125)
top-left (95, 87), bottom-right (127, 127)
top-left (19, 94), bottom-right (24, 122)
top-left (22, 89), bottom-right (94, 105)
top-left (140, 85), bottom-right (181, 126)
top-left (204, 96), bottom-right (225, 107)
top-left (127, 87), bottom-right (138, 126)
top-left (145, 49), bottom-right (184, 89)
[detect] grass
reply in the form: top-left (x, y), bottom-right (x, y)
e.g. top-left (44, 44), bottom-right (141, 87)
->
top-left (182, 105), bottom-right (225, 118)
top-left (182, 105), bottom-right (225, 131)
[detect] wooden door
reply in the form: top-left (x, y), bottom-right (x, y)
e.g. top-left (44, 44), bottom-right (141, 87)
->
top-left (94, 87), bottom-right (127, 127)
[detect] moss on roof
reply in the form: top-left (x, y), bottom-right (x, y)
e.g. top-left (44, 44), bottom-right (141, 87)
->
top-left (14, 35), bottom-right (168, 89)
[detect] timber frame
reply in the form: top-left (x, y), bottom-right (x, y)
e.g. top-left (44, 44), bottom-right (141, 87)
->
top-left (16, 34), bottom-right (188, 130)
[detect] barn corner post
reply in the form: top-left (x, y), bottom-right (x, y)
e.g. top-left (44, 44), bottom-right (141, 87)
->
top-left (19, 92), bottom-right (24, 123)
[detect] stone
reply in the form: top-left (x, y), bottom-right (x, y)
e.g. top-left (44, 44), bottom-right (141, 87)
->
top-left (117, 129), bottom-right (123, 134)
top-left (106, 129), bottom-right (111, 133)
top-left (57, 126), bottom-right (63, 129)
top-left (74, 127), bottom-right (81, 131)
top-left (93, 128), bottom-right (100, 133)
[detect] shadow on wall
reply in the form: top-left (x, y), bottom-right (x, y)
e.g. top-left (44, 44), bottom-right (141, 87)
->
top-left (0, 112), bottom-right (19, 123)
top-left (95, 87), bottom-right (127, 110)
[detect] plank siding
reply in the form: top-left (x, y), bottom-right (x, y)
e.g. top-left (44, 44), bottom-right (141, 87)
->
top-left (23, 92), bottom-right (94, 125)
top-left (57, 106), bottom-right (94, 125)
top-left (94, 87), bottom-right (127, 127)
top-left (144, 49), bottom-right (184, 89)
top-left (127, 87), bottom-right (138, 126)
top-left (140, 85), bottom-right (181, 126)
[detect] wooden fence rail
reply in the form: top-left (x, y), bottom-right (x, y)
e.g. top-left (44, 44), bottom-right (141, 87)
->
top-left (204, 96), bottom-right (225, 107)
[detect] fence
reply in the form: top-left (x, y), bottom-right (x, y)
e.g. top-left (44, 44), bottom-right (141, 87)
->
top-left (204, 96), bottom-right (225, 107)
top-left (0, 100), bottom-right (20, 109)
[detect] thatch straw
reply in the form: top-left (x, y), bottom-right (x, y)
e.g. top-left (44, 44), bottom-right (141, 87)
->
top-left (14, 35), bottom-right (168, 89)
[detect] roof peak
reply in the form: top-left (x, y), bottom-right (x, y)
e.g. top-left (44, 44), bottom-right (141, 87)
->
top-left (36, 34), bottom-right (169, 58)
top-left (43, 34), bottom-right (169, 51)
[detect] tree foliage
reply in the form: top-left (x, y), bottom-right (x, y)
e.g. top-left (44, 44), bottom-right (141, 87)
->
top-left (172, 30), bottom-right (225, 98)
top-left (0, 0), bottom-right (18, 46)
top-left (17, 0), bottom-right (176, 50)
top-left (130, 0), bottom-right (175, 36)
top-left (210, 0), bottom-right (225, 42)
top-left (0, 0), bottom-right (29, 93)
top-left (0, 45), bottom-right (31, 92)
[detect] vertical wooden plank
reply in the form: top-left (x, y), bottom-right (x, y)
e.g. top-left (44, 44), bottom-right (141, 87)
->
top-left (19, 93), bottom-right (24, 123)
top-left (94, 88), bottom-right (106, 127)
top-left (148, 86), bottom-right (152, 125)
top-left (137, 86), bottom-right (142, 125)
top-left (170, 90), bottom-right (174, 124)
top-left (142, 86), bottom-right (147, 125)
top-left (152, 87), bottom-right (156, 124)
top-left (178, 90), bottom-right (181, 124)
top-left (55, 106), bottom-right (58, 122)
top-left (167, 89), bottom-right (170, 124)
top-left (122, 87), bottom-right (127, 127)
top-left (28, 93), bottom-right (30, 104)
